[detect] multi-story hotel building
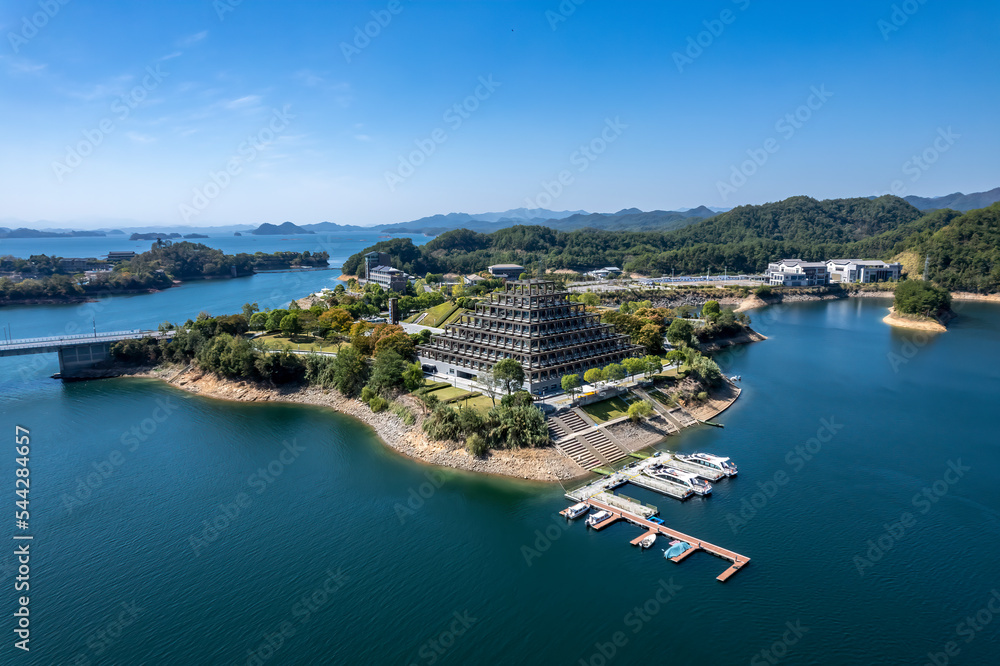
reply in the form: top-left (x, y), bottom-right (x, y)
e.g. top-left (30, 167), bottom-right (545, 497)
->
top-left (417, 279), bottom-right (642, 393)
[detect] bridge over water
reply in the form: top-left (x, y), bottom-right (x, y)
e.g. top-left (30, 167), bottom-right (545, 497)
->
top-left (0, 330), bottom-right (172, 377)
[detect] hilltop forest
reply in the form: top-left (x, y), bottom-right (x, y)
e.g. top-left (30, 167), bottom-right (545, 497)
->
top-left (341, 197), bottom-right (1000, 294)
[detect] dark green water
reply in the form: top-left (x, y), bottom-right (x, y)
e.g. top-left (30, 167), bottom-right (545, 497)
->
top-left (2, 298), bottom-right (999, 665)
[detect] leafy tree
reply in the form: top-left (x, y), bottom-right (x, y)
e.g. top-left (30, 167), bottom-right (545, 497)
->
top-left (584, 367), bottom-right (605, 387)
top-left (476, 369), bottom-right (502, 406)
top-left (636, 323), bottom-right (665, 355)
top-left (894, 280), bottom-right (951, 317)
top-left (374, 331), bottom-right (415, 360)
top-left (242, 302), bottom-right (259, 318)
top-left (403, 362), bottom-right (425, 392)
top-left (482, 404), bottom-right (549, 449)
top-left (580, 292), bottom-right (600, 307)
top-left (249, 312), bottom-right (268, 330)
top-left (493, 358), bottom-right (525, 396)
top-left (561, 373), bottom-right (582, 400)
top-left (367, 349), bottom-right (406, 395)
top-left (279, 313), bottom-right (301, 338)
top-left (604, 362), bottom-right (626, 383)
top-left (265, 309), bottom-right (289, 331)
top-left (318, 308), bottom-right (353, 335)
top-left (643, 355), bottom-right (663, 378)
top-left (622, 357), bottom-right (645, 381)
top-left (702, 300), bottom-right (721, 321)
top-left (667, 318), bottom-right (694, 347)
top-left (665, 350), bottom-right (686, 368)
top-left (627, 401), bottom-right (653, 422)
top-left (330, 346), bottom-right (368, 396)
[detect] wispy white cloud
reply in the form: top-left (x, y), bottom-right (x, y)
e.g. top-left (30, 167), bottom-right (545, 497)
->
top-left (127, 131), bottom-right (157, 144)
top-left (225, 94), bottom-right (262, 110)
top-left (178, 31), bottom-right (208, 48)
top-left (158, 52), bottom-right (183, 62)
top-left (354, 134), bottom-right (372, 142)
top-left (0, 56), bottom-right (47, 76)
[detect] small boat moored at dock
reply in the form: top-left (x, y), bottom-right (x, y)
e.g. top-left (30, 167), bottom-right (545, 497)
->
top-left (564, 503), bottom-right (590, 520)
top-left (586, 510), bottom-right (612, 528)
top-left (638, 534), bottom-right (656, 549)
top-left (674, 452), bottom-right (738, 477)
top-left (646, 465), bottom-right (713, 496)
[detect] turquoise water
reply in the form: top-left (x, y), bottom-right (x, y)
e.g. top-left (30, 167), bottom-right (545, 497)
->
top-left (2, 295), bottom-right (999, 664)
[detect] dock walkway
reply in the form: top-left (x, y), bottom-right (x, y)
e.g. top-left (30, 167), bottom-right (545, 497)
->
top-left (585, 497), bottom-right (750, 582)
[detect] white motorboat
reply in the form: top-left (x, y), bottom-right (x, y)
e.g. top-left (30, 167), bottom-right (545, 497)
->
top-left (564, 503), bottom-right (589, 520)
top-left (673, 452), bottom-right (738, 477)
top-left (638, 534), bottom-right (656, 549)
top-left (586, 510), bottom-right (612, 528)
top-left (645, 465), bottom-right (713, 495)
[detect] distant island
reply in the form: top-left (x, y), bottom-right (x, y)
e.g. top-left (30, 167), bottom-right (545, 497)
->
top-left (0, 227), bottom-right (106, 239)
top-left (130, 232), bottom-right (182, 241)
top-left (252, 221), bottom-right (315, 235)
top-left (0, 242), bottom-right (329, 305)
top-left (183, 233), bottom-right (209, 239)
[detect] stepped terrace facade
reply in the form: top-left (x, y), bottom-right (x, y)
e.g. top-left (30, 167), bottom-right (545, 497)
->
top-left (417, 280), bottom-right (642, 393)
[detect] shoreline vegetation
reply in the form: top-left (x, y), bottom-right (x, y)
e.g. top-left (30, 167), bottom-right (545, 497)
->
top-left (0, 242), bottom-right (329, 306)
top-left (882, 307), bottom-right (951, 332)
top-left (125, 364), bottom-right (744, 482)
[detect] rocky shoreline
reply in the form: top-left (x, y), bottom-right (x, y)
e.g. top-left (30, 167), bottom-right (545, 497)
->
top-left (132, 366), bottom-right (588, 482)
top-left (882, 306), bottom-right (951, 332)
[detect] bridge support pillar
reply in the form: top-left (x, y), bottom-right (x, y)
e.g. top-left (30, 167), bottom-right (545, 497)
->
top-left (57, 342), bottom-right (114, 378)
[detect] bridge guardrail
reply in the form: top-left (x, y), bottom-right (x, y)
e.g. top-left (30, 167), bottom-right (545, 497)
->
top-left (0, 330), bottom-right (160, 347)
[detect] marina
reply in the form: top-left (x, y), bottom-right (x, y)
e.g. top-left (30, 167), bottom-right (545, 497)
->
top-left (562, 451), bottom-right (749, 581)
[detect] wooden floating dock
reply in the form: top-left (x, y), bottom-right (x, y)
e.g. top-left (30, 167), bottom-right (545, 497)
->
top-left (585, 498), bottom-right (750, 583)
top-left (669, 544), bottom-right (700, 563)
top-left (630, 530), bottom-right (657, 546)
top-left (590, 514), bottom-right (620, 531)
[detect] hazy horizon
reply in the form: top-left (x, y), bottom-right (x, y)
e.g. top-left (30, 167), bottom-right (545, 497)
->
top-left (2, 0), bottom-right (997, 228)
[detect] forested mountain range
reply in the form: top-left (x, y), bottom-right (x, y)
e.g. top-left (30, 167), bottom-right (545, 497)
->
top-left (341, 196), bottom-right (1000, 293)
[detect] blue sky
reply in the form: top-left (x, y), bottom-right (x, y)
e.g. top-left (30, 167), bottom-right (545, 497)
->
top-left (0, 0), bottom-right (997, 227)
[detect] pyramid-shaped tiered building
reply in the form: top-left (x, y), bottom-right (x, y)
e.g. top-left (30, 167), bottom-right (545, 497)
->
top-left (417, 279), bottom-right (642, 393)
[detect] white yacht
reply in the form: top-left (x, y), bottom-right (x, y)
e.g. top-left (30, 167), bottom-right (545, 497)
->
top-left (645, 465), bottom-right (713, 495)
top-left (586, 510), bottom-right (612, 528)
top-left (564, 503), bottom-right (589, 520)
top-left (674, 452), bottom-right (738, 477)
top-left (638, 534), bottom-right (656, 549)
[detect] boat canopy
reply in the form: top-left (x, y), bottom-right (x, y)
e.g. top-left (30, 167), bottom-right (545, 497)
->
top-left (664, 541), bottom-right (693, 559)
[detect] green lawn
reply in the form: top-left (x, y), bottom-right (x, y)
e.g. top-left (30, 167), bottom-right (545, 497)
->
top-left (256, 333), bottom-right (344, 354)
top-left (441, 307), bottom-right (469, 327)
top-left (412, 302), bottom-right (460, 328)
top-left (463, 395), bottom-right (497, 412)
top-left (424, 385), bottom-right (469, 401)
top-left (582, 396), bottom-right (632, 423)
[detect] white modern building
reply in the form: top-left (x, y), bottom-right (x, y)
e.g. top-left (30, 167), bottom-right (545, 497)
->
top-left (826, 259), bottom-right (902, 283)
top-left (487, 264), bottom-right (525, 280)
top-left (766, 259), bottom-right (830, 286)
top-left (586, 266), bottom-right (622, 280)
top-left (368, 265), bottom-right (408, 292)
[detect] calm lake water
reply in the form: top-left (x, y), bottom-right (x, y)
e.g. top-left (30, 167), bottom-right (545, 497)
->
top-left (1, 289), bottom-right (999, 664)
